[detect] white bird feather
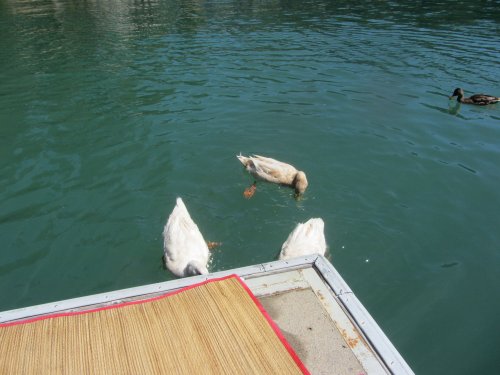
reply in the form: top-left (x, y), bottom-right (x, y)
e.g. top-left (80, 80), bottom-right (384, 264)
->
top-left (237, 154), bottom-right (308, 195)
top-left (163, 198), bottom-right (210, 277)
top-left (279, 218), bottom-right (326, 260)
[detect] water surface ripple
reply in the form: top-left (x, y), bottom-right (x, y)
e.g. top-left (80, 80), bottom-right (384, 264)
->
top-left (1, 1), bottom-right (499, 374)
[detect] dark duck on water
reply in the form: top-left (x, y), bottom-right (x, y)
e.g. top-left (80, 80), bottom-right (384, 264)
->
top-left (449, 88), bottom-right (500, 105)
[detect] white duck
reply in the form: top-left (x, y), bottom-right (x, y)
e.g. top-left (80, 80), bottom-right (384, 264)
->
top-left (237, 154), bottom-right (308, 196)
top-left (279, 218), bottom-right (326, 260)
top-left (163, 197), bottom-right (210, 277)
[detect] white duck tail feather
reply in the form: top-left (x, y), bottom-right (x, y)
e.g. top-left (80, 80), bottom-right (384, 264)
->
top-left (236, 154), bottom-right (251, 166)
top-left (279, 218), bottom-right (326, 260)
top-left (163, 197), bottom-right (210, 277)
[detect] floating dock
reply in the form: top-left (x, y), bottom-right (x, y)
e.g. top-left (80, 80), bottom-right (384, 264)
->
top-left (0, 255), bottom-right (414, 374)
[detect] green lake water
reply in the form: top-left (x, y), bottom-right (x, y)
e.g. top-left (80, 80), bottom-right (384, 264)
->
top-left (1, 0), bottom-right (499, 373)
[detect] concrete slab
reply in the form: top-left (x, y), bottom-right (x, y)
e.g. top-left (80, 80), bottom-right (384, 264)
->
top-left (260, 288), bottom-right (365, 375)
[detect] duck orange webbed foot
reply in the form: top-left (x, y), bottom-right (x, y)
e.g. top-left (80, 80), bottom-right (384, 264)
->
top-left (243, 182), bottom-right (257, 199)
top-left (207, 241), bottom-right (222, 250)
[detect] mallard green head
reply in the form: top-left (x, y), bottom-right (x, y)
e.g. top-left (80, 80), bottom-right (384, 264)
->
top-left (450, 88), bottom-right (464, 99)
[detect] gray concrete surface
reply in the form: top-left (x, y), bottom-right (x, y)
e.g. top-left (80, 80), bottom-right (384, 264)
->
top-left (260, 288), bottom-right (366, 375)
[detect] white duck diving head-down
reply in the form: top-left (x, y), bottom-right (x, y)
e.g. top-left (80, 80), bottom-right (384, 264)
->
top-left (237, 154), bottom-right (308, 198)
top-left (162, 197), bottom-right (210, 277)
top-left (279, 218), bottom-right (327, 260)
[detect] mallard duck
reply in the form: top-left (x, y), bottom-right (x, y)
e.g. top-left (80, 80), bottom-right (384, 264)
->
top-left (449, 88), bottom-right (499, 105)
top-left (163, 198), bottom-right (210, 277)
top-left (279, 218), bottom-right (326, 260)
top-left (237, 154), bottom-right (308, 196)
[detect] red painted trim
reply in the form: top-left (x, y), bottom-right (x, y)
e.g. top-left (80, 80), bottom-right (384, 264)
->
top-left (1, 274), bottom-right (310, 374)
top-left (234, 276), bottom-right (311, 375)
top-left (0, 275), bottom-right (236, 328)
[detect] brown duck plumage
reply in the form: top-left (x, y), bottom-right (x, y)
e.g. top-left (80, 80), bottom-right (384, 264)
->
top-left (449, 88), bottom-right (499, 105)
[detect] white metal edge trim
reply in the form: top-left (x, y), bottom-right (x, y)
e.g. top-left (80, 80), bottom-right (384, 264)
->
top-left (261, 254), bottom-right (319, 272)
top-left (0, 256), bottom-right (317, 323)
top-left (313, 255), bottom-right (353, 296)
top-left (245, 270), bottom-right (310, 296)
top-left (314, 256), bottom-right (414, 375)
